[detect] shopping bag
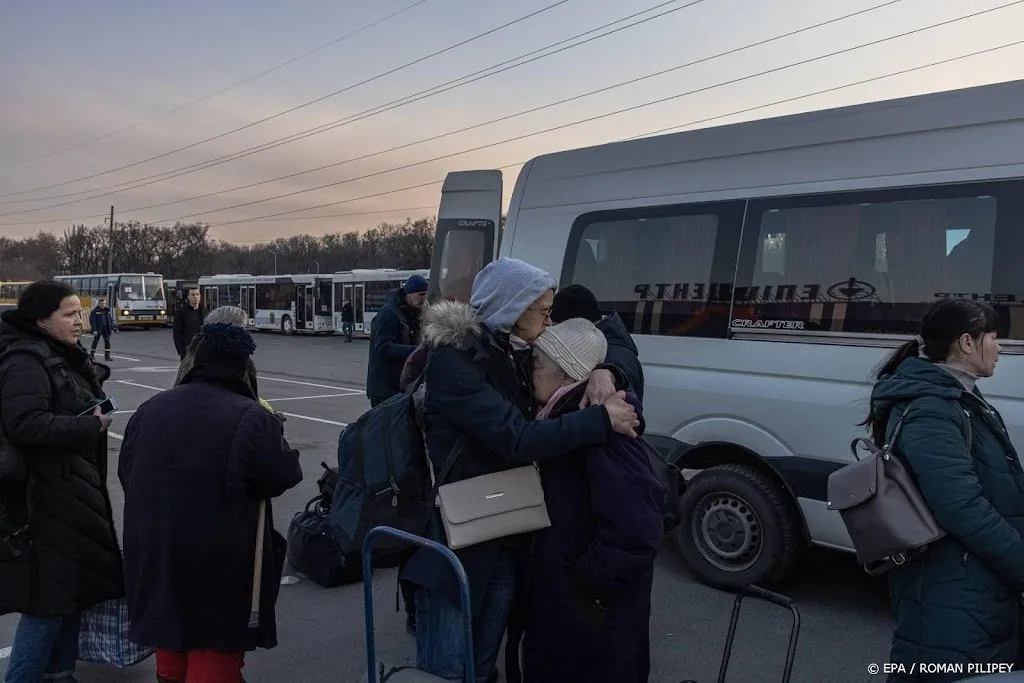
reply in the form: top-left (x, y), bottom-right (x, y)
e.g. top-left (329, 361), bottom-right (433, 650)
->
top-left (78, 597), bottom-right (154, 668)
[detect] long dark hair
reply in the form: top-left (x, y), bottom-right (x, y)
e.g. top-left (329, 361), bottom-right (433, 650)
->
top-left (862, 298), bottom-right (998, 444)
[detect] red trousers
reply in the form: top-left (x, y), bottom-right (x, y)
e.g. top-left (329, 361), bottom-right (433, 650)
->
top-left (156, 648), bottom-right (245, 683)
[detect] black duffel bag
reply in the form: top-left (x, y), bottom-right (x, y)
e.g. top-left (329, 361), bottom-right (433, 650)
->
top-left (286, 495), bottom-right (361, 588)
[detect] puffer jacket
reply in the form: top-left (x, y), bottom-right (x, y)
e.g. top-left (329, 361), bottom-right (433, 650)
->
top-left (870, 357), bottom-right (1024, 682)
top-left (0, 310), bottom-right (123, 617)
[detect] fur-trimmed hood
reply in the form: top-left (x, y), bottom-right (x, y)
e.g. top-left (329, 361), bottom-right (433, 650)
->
top-left (421, 300), bottom-right (485, 351)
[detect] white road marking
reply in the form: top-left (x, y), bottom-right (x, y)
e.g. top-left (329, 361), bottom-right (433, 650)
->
top-left (120, 366), bottom-right (178, 373)
top-left (279, 412), bottom-right (347, 427)
top-left (112, 380), bottom-right (167, 392)
top-left (0, 646), bottom-right (10, 659)
top-left (108, 431), bottom-right (124, 440)
top-left (257, 375), bottom-right (362, 394)
top-left (113, 410), bottom-right (137, 415)
top-left (110, 355), bottom-right (140, 362)
top-left (262, 393), bottom-right (355, 402)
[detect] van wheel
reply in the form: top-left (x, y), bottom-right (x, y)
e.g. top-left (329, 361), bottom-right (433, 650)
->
top-left (281, 316), bottom-right (294, 335)
top-left (676, 464), bottom-right (802, 589)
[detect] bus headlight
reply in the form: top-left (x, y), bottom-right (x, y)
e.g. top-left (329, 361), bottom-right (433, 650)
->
top-left (122, 310), bottom-right (130, 316)
top-left (160, 310), bottom-right (166, 315)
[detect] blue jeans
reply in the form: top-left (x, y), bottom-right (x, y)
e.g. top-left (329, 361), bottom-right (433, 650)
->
top-left (4, 613), bottom-right (81, 683)
top-left (415, 549), bottom-right (516, 682)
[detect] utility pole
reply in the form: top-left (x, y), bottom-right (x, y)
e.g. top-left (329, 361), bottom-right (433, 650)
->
top-left (106, 205), bottom-right (114, 273)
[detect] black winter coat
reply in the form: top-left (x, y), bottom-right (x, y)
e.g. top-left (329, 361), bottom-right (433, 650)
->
top-left (399, 300), bottom-right (613, 614)
top-left (597, 313), bottom-right (644, 402)
top-left (366, 289), bottom-right (420, 403)
top-left (0, 311), bottom-right (123, 617)
top-left (520, 385), bottom-right (663, 683)
top-left (118, 364), bottom-right (303, 652)
top-left (172, 305), bottom-right (204, 359)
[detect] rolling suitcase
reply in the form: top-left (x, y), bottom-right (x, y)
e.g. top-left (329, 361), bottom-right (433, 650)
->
top-left (682, 585), bottom-right (800, 683)
top-left (362, 525), bottom-right (475, 683)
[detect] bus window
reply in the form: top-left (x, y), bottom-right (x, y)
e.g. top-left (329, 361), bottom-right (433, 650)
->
top-left (437, 228), bottom-right (486, 302)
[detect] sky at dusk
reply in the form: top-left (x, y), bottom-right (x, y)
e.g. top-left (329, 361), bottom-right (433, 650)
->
top-left (1, 0), bottom-right (1022, 244)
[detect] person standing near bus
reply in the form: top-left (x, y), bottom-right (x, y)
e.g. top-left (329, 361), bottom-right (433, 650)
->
top-left (365, 274), bottom-right (427, 407)
top-left (172, 288), bottom-right (204, 361)
top-left (88, 297), bottom-right (114, 362)
top-left (341, 299), bottom-right (354, 342)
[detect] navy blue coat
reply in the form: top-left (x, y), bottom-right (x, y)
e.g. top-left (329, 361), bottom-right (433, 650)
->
top-left (520, 385), bottom-right (662, 683)
top-left (399, 300), bottom-right (613, 614)
top-left (118, 365), bottom-right (303, 652)
top-left (89, 306), bottom-right (114, 335)
top-left (871, 358), bottom-right (1024, 682)
top-left (597, 313), bottom-right (643, 402)
top-left (366, 289), bottom-right (420, 403)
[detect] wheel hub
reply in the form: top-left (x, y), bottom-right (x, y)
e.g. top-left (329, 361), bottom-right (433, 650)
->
top-left (693, 493), bottom-right (763, 572)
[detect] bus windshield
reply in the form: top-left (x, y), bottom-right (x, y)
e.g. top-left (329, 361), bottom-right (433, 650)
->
top-left (118, 275), bottom-right (163, 301)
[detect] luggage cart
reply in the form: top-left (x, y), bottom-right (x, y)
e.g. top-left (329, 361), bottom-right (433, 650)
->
top-left (362, 525), bottom-right (475, 683)
top-left (682, 585), bottom-right (801, 683)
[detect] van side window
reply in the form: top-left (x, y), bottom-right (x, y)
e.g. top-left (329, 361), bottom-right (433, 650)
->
top-left (735, 192), bottom-right (999, 336)
top-left (565, 212), bottom-right (726, 337)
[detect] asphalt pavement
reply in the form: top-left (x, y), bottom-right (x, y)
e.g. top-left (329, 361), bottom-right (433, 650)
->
top-left (0, 327), bottom-right (896, 682)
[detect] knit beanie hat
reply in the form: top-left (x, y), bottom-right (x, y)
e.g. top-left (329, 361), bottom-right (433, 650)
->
top-left (191, 323), bottom-right (256, 379)
top-left (550, 284), bottom-right (602, 324)
top-left (404, 274), bottom-right (428, 294)
top-left (470, 258), bottom-right (556, 332)
top-left (17, 280), bottom-right (76, 321)
top-left (533, 317), bottom-right (607, 381)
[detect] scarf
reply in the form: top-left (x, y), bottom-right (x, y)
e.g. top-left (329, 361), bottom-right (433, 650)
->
top-left (536, 379), bottom-right (586, 420)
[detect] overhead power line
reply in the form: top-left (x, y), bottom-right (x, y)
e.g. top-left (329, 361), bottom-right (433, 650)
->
top-left (98, 1), bottom-right (1024, 227)
top-left (0, 0), bottom-right (568, 199)
top-left (0, 0), bottom-right (702, 211)
top-left (0, 0), bottom-right (431, 169)
top-left (201, 40), bottom-right (1024, 229)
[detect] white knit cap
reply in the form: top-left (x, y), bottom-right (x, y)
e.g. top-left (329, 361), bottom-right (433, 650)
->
top-left (533, 317), bottom-right (607, 381)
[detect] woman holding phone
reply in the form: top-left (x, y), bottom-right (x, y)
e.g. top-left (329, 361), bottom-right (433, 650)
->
top-left (0, 280), bottom-right (122, 683)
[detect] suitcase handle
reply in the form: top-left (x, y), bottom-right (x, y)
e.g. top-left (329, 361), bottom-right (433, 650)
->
top-left (362, 526), bottom-right (475, 683)
top-left (718, 585), bottom-right (800, 683)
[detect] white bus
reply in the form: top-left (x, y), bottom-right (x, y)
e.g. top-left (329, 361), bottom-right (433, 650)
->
top-left (55, 272), bottom-right (167, 330)
top-left (427, 78), bottom-right (1024, 589)
top-left (330, 268), bottom-right (429, 335)
top-left (197, 274), bottom-right (334, 335)
top-left (163, 278), bottom-right (199, 326)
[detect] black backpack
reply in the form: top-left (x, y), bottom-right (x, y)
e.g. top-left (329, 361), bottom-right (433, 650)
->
top-left (326, 375), bottom-right (435, 568)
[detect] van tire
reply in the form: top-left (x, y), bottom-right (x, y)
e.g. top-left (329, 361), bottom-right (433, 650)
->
top-left (675, 463), bottom-right (801, 589)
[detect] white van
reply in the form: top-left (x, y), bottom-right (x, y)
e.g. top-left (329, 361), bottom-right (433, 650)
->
top-left (426, 78), bottom-right (1024, 589)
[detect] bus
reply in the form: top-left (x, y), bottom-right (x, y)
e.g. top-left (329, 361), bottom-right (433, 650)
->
top-left (0, 281), bottom-right (31, 311)
top-left (330, 268), bottom-right (428, 336)
top-left (54, 272), bottom-right (167, 330)
top-left (197, 273), bottom-right (334, 335)
top-left (427, 78), bottom-right (1024, 589)
top-left (164, 279), bottom-right (199, 326)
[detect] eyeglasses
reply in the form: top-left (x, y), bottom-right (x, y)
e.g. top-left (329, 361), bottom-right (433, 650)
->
top-left (528, 306), bottom-right (552, 320)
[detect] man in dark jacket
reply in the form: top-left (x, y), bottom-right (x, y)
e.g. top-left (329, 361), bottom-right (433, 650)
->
top-left (88, 296), bottom-right (115, 361)
top-left (172, 287), bottom-right (204, 360)
top-left (119, 323), bottom-right (303, 683)
top-left (341, 300), bottom-right (354, 342)
top-left (366, 274), bottom-right (427, 406)
top-left (551, 284), bottom-right (644, 402)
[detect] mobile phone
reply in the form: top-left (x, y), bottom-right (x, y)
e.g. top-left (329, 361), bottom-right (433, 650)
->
top-left (77, 396), bottom-right (117, 417)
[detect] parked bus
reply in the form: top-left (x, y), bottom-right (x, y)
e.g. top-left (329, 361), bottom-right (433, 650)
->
top-left (0, 281), bottom-right (31, 311)
top-left (330, 268), bottom-right (428, 336)
top-left (54, 272), bottom-right (167, 330)
top-left (164, 279), bottom-right (199, 326)
top-left (197, 273), bottom-right (334, 335)
top-left (427, 78), bottom-right (1024, 590)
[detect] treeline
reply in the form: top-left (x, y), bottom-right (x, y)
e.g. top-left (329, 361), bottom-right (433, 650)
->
top-left (0, 218), bottom-right (437, 280)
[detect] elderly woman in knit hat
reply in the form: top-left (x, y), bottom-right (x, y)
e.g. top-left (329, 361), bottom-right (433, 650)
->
top-left (118, 323), bottom-right (303, 683)
top-left (514, 318), bottom-right (664, 683)
top-left (399, 258), bottom-right (641, 683)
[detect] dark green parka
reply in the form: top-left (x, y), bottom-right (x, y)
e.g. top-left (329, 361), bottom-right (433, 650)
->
top-left (870, 357), bottom-right (1024, 682)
